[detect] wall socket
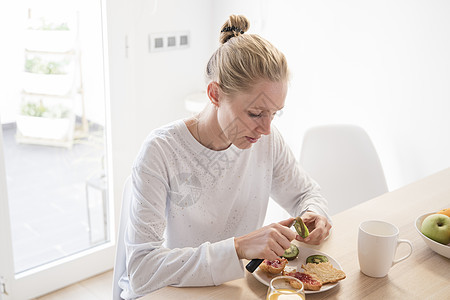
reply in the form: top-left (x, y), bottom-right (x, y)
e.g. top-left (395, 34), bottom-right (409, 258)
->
top-left (149, 31), bottom-right (190, 52)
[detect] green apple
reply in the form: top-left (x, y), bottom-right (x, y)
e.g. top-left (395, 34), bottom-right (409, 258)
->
top-left (421, 214), bottom-right (450, 245)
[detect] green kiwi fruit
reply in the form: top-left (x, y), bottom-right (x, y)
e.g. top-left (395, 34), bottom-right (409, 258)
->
top-left (282, 243), bottom-right (299, 260)
top-left (306, 255), bottom-right (329, 264)
top-left (294, 216), bottom-right (309, 238)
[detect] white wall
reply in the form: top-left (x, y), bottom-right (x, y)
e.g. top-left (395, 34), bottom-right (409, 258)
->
top-left (106, 0), bottom-right (214, 225)
top-left (107, 0), bottom-right (450, 225)
top-left (213, 0), bottom-right (450, 191)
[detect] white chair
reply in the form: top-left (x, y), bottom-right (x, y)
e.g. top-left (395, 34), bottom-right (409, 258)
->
top-left (112, 176), bottom-right (132, 300)
top-left (299, 125), bottom-right (388, 216)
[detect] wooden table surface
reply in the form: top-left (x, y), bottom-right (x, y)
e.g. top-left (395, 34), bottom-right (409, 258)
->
top-left (144, 168), bottom-right (450, 299)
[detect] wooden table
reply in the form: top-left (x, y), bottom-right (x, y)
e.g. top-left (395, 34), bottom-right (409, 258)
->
top-left (144, 168), bottom-right (450, 299)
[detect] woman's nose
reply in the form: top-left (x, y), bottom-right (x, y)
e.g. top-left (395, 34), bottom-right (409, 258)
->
top-left (256, 115), bottom-right (272, 135)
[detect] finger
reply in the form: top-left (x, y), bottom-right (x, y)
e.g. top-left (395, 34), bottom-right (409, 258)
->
top-left (303, 213), bottom-right (318, 223)
top-left (306, 226), bottom-right (329, 244)
top-left (305, 215), bottom-right (329, 232)
top-left (267, 223), bottom-right (295, 243)
top-left (295, 228), bottom-right (320, 244)
top-left (295, 234), bottom-right (305, 242)
top-left (300, 229), bottom-right (322, 244)
top-left (269, 226), bottom-right (294, 250)
top-left (314, 218), bottom-right (331, 236)
top-left (274, 223), bottom-right (297, 241)
top-left (271, 239), bottom-right (288, 257)
top-left (262, 239), bottom-right (285, 260)
top-left (306, 232), bottom-right (322, 243)
top-left (306, 238), bottom-right (321, 245)
top-left (278, 217), bottom-right (295, 227)
top-left (277, 235), bottom-right (293, 252)
top-left (295, 235), bottom-right (319, 245)
top-left (267, 249), bottom-right (281, 261)
top-left (300, 212), bottom-right (315, 222)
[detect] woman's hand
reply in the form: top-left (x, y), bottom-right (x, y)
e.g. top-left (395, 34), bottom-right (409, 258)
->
top-left (295, 212), bottom-right (332, 245)
top-left (234, 218), bottom-right (296, 260)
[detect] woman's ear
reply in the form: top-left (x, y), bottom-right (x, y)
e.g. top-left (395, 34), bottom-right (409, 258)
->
top-left (207, 82), bottom-right (220, 108)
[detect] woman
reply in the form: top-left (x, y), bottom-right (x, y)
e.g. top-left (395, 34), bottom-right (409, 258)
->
top-left (119, 15), bottom-right (331, 299)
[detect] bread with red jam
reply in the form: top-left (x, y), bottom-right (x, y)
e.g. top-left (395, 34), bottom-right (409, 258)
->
top-left (259, 258), bottom-right (288, 274)
top-left (282, 269), bottom-right (323, 291)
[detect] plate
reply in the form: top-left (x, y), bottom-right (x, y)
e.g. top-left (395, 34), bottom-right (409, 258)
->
top-left (252, 247), bottom-right (343, 294)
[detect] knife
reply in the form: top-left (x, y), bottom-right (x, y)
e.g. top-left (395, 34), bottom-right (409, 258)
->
top-left (245, 258), bottom-right (264, 273)
top-left (245, 211), bottom-right (307, 273)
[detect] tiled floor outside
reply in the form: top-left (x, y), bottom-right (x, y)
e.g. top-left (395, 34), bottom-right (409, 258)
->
top-left (2, 122), bottom-right (107, 273)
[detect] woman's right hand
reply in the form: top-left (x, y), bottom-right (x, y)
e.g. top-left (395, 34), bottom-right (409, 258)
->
top-left (234, 218), bottom-right (296, 261)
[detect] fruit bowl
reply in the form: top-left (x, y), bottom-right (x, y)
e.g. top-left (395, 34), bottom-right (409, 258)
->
top-left (415, 213), bottom-right (450, 259)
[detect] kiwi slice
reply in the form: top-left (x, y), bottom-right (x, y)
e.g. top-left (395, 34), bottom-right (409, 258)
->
top-left (306, 255), bottom-right (329, 264)
top-left (294, 217), bottom-right (309, 238)
top-left (282, 243), bottom-right (299, 260)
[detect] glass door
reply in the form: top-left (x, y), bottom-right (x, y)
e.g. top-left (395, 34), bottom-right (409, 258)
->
top-left (0, 0), bottom-right (114, 298)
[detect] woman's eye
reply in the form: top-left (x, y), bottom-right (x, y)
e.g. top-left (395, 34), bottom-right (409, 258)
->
top-left (248, 112), bottom-right (263, 118)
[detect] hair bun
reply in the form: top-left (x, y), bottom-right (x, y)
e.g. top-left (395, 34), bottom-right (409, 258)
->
top-left (219, 15), bottom-right (250, 44)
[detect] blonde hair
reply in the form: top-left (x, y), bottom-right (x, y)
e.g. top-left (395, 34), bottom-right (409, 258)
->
top-left (206, 15), bottom-right (289, 95)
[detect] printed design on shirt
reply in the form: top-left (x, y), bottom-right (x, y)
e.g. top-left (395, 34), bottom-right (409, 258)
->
top-left (195, 146), bottom-right (240, 179)
top-left (169, 172), bottom-right (202, 207)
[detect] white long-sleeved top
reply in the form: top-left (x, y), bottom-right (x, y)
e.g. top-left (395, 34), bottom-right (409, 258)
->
top-left (118, 120), bottom-right (330, 299)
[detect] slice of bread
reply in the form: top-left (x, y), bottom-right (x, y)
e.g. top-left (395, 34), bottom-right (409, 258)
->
top-left (301, 262), bottom-right (346, 284)
top-left (282, 270), bottom-right (322, 291)
top-left (259, 258), bottom-right (288, 274)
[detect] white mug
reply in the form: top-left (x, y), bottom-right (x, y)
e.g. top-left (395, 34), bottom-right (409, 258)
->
top-left (358, 220), bottom-right (413, 277)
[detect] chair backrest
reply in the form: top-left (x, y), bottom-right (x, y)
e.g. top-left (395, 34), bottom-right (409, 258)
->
top-left (112, 176), bottom-right (132, 300)
top-left (300, 125), bottom-right (388, 215)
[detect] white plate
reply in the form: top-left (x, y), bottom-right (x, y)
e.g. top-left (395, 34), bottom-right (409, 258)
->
top-left (252, 247), bottom-right (344, 294)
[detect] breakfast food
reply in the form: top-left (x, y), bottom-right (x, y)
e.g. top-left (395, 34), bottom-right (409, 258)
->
top-left (294, 217), bottom-right (309, 238)
top-left (421, 213), bottom-right (450, 244)
top-left (259, 258), bottom-right (288, 274)
top-left (283, 243), bottom-right (299, 260)
top-left (437, 208), bottom-right (450, 218)
top-left (306, 255), bottom-right (329, 264)
top-left (283, 269), bottom-right (322, 291)
top-left (258, 246), bottom-right (346, 292)
top-left (301, 262), bottom-right (346, 284)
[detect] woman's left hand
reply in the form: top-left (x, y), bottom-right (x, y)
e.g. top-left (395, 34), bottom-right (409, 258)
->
top-left (295, 212), bottom-right (332, 245)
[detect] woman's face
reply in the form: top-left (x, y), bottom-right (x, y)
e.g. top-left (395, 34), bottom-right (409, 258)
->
top-left (216, 80), bottom-right (287, 149)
